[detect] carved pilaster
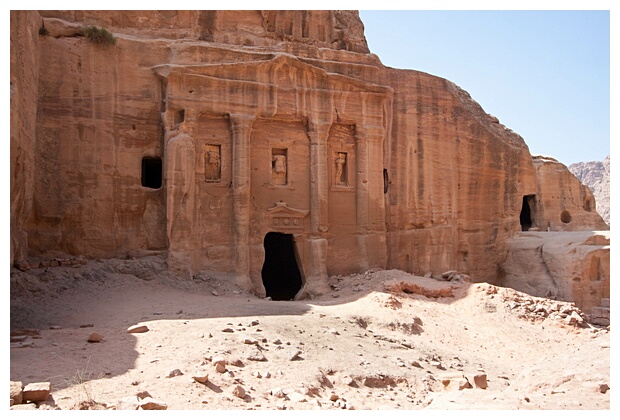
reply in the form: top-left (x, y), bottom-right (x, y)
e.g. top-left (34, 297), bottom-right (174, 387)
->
top-left (229, 114), bottom-right (255, 290)
top-left (307, 120), bottom-right (331, 235)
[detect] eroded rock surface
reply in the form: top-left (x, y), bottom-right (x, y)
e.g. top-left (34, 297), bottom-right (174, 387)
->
top-left (10, 10), bottom-right (607, 301)
top-left (569, 155), bottom-right (610, 226)
top-left (500, 231), bottom-right (609, 319)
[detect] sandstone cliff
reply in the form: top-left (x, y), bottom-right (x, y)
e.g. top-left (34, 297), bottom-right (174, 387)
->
top-left (10, 10), bottom-right (41, 267)
top-left (10, 10), bottom-right (607, 300)
top-left (530, 156), bottom-right (608, 232)
top-left (569, 155), bottom-right (610, 226)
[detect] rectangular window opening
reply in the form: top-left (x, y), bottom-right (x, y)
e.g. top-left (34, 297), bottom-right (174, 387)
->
top-left (142, 157), bottom-right (162, 189)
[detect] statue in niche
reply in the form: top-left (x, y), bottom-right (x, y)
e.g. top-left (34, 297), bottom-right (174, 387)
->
top-left (205, 145), bottom-right (221, 181)
top-left (334, 152), bottom-right (347, 186)
top-left (272, 152), bottom-right (287, 185)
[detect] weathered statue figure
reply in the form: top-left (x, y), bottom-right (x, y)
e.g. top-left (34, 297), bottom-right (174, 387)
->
top-left (205, 148), bottom-right (221, 181)
top-left (272, 154), bottom-right (287, 185)
top-left (335, 152), bottom-right (347, 185)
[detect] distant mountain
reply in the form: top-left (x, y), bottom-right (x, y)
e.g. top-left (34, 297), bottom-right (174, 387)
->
top-left (569, 155), bottom-right (610, 227)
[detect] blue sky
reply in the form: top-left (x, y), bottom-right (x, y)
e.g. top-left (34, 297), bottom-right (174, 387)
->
top-left (359, 9), bottom-right (611, 166)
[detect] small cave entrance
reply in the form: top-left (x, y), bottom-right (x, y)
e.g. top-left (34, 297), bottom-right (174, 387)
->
top-left (261, 232), bottom-right (303, 301)
top-left (520, 194), bottom-right (536, 231)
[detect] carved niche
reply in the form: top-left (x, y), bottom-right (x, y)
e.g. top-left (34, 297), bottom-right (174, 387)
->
top-left (271, 148), bottom-right (288, 185)
top-left (328, 123), bottom-right (355, 190)
top-left (334, 151), bottom-right (348, 186)
top-left (204, 144), bottom-right (221, 182)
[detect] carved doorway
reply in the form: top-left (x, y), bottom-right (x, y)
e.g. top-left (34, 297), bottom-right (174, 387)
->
top-left (261, 232), bottom-right (303, 300)
top-left (520, 194), bottom-right (536, 231)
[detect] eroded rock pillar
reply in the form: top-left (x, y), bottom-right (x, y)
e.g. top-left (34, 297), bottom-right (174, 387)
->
top-left (230, 114), bottom-right (255, 291)
top-left (164, 132), bottom-right (196, 279)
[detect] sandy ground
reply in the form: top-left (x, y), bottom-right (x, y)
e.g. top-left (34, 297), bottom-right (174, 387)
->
top-left (8, 256), bottom-right (612, 412)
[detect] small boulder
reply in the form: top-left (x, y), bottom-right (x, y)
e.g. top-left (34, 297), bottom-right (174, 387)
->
top-left (232, 385), bottom-right (246, 399)
top-left (230, 358), bottom-right (245, 367)
top-left (10, 403), bottom-right (38, 410)
top-left (127, 325), bottom-right (149, 334)
top-left (467, 373), bottom-right (488, 389)
top-left (10, 381), bottom-right (23, 406)
top-left (598, 383), bottom-right (610, 394)
top-left (247, 349), bottom-right (267, 362)
top-left (212, 356), bottom-right (227, 373)
top-left (192, 374), bottom-right (209, 384)
top-left (565, 311), bottom-right (584, 326)
top-left (16, 260), bottom-right (31, 271)
top-left (458, 377), bottom-right (472, 390)
top-left (441, 270), bottom-right (457, 279)
top-left (166, 369), bottom-right (183, 378)
top-left (23, 382), bottom-right (51, 402)
top-left (271, 387), bottom-right (286, 398)
top-left (87, 332), bottom-right (104, 343)
top-left (139, 397), bottom-right (168, 410)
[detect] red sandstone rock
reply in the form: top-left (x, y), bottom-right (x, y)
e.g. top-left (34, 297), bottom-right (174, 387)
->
top-left (127, 324), bottom-right (149, 334)
top-left (22, 382), bottom-right (51, 402)
top-left (9, 10), bottom-right (607, 305)
top-left (10, 381), bottom-right (23, 406)
top-left (87, 332), bottom-right (104, 342)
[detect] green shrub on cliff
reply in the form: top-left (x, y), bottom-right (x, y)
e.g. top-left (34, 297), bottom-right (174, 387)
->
top-left (83, 26), bottom-right (116, 45)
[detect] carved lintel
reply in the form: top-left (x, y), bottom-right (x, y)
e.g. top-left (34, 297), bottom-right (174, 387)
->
top-left (266, 202), bottom-right (309, 232)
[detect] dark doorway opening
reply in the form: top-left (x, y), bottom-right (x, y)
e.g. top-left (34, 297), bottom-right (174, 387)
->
top-left (520, 195), bottom-right (536, 231)
top-left (261, 232), bottom-right (303, 301)
top-left (383, 168), bottom-right (390, 194)
top-left (141, 157), bottom-right (162, 189)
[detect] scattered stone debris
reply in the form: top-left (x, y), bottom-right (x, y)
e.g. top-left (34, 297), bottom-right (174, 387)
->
top-left (384, 276), bottom-right (454, 299)
top-left (498, 287), bottom-right (591, 328)
top-left (360, 374), bottom-right (398, 388)
top-left (108, 391), bottom-right (168, 410)
top-left (15, 255), bottom-right (87, 271)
